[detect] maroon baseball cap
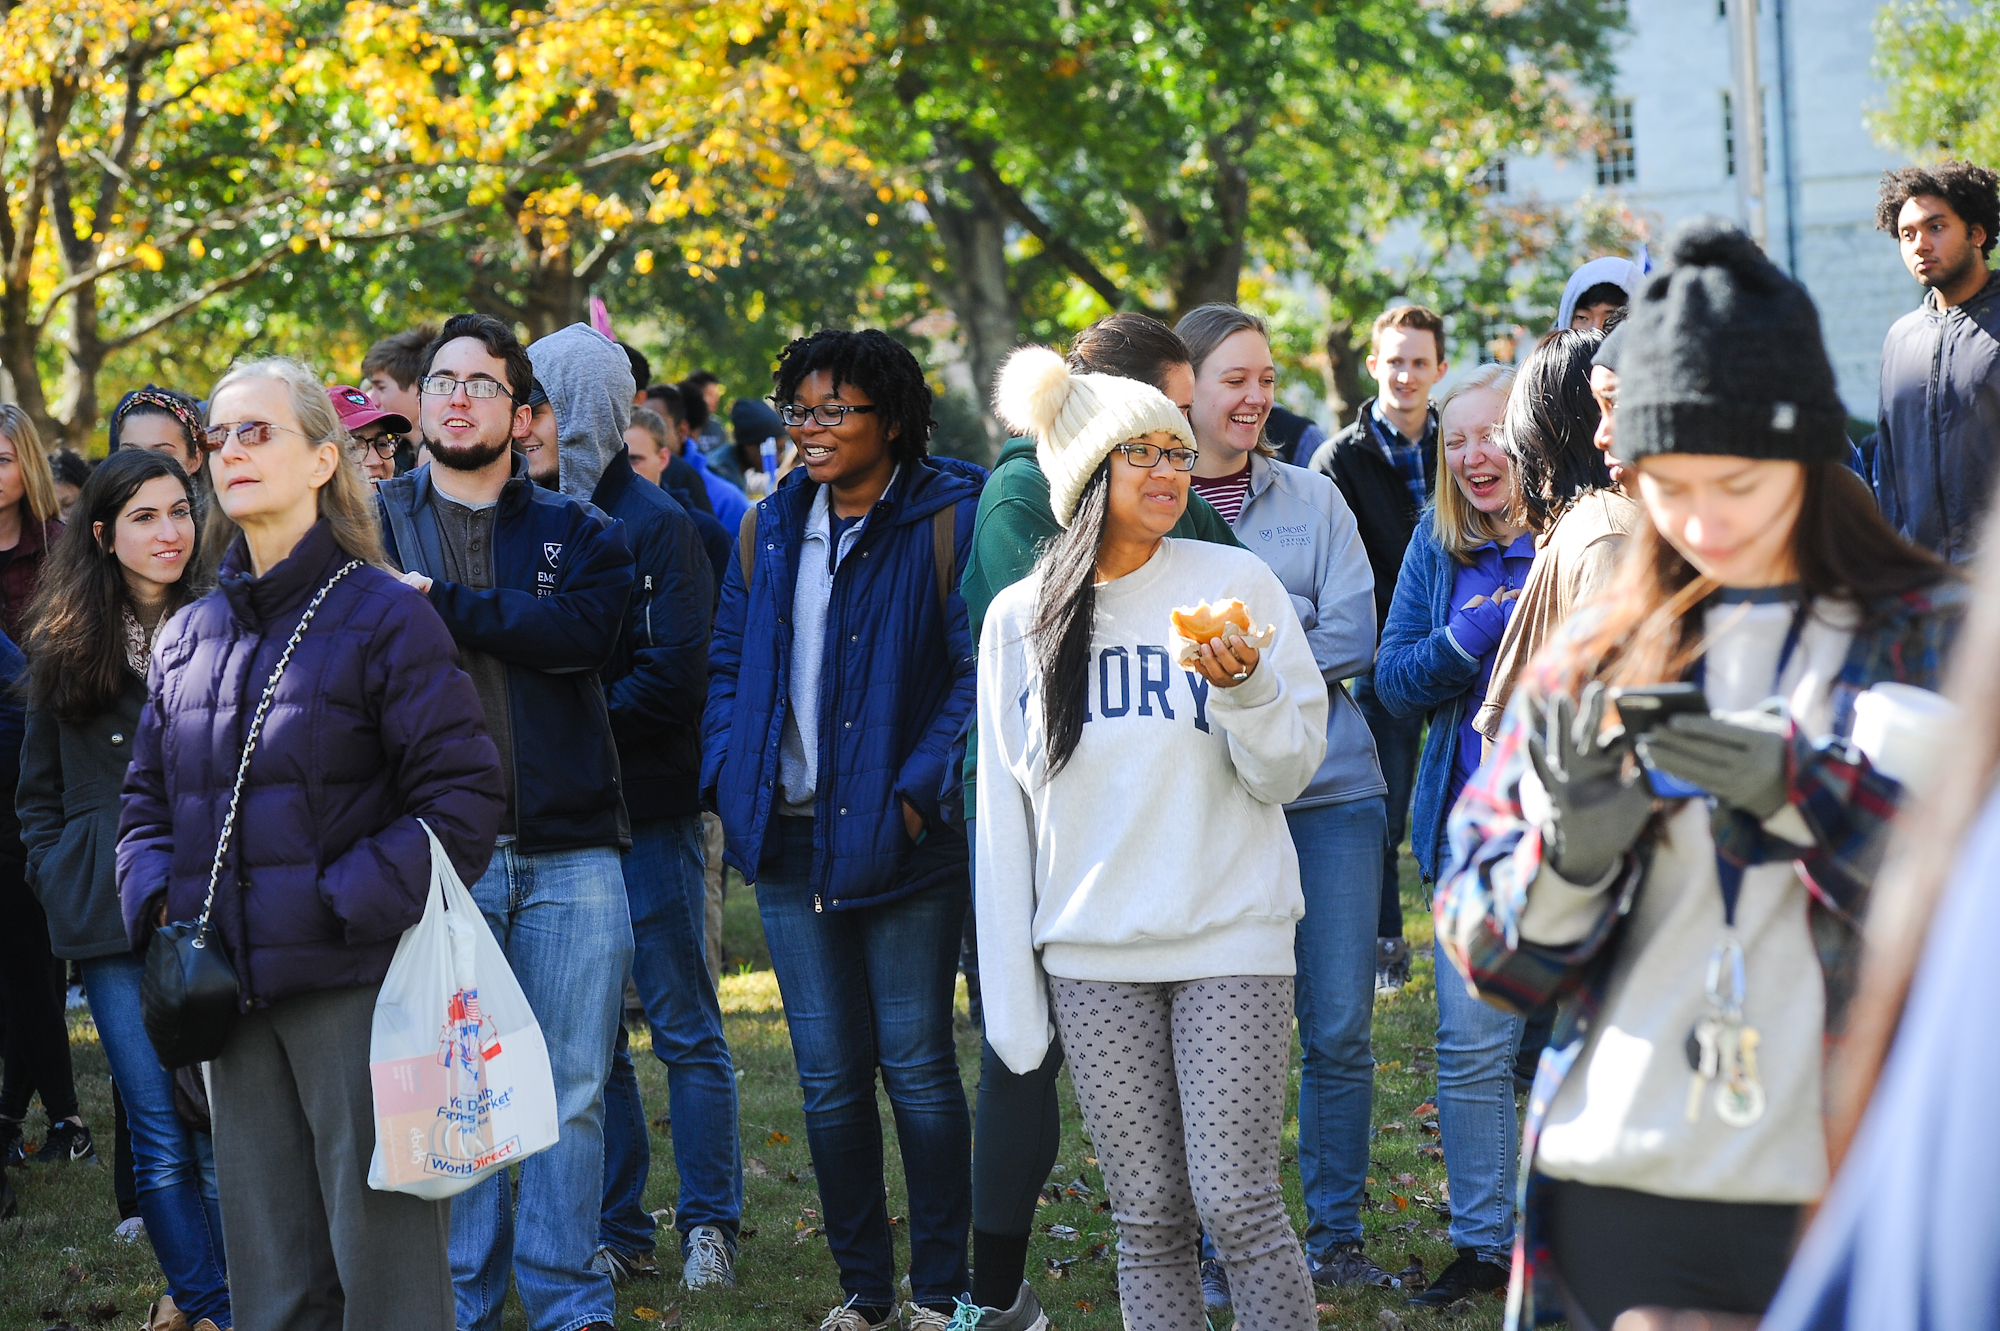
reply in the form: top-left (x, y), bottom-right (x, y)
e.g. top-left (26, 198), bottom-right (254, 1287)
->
top-left (328, 384), bottom-right (411, 436)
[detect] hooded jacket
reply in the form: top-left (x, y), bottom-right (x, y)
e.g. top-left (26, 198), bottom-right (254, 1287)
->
top-left (116, 522), bottom-right (505, 1006)
top-left (377, 455), bottom-right (636, 853)
top-left (1875, 270), bottom-right (2000, 563)
top-left (1556, 256), bottom-right (1643, 331)
top-left (702, 456), bottom-right (985, 911)
top-left (530, 324), bottom-right (716, 823)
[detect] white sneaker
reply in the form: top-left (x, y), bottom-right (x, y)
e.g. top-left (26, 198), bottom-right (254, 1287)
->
top-left (682, 1223), bottom-right (737, 1289)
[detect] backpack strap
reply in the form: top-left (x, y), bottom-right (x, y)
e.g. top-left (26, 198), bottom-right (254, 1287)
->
top-left (737, 506), bottom-right (759, 590)
top-left (932, 506), bottom-right (956, 622)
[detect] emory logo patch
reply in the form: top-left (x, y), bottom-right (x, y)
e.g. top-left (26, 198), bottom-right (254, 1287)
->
top-left (542, 542), bottom-right (563, 566)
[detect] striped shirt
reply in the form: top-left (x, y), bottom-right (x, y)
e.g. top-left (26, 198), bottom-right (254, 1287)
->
top-left (1188, 468), bottom-right (1253, 526)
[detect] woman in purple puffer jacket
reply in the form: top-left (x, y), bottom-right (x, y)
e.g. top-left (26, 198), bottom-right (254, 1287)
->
top-left (118, 356), bottom-right (504, 1331)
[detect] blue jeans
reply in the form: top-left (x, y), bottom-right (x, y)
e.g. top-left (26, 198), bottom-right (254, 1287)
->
top-left (451, 844), bottom-right (633, 1331)
top-left (80, 955), bottom-right (230, 1327)
top-left (1353, 673), bottom-right (1421, 938)
top-left (600, 816), bottom-right (742, 1257)
top-left (757, 816), bottom-right (972, 1306)
top-left (1290, 797), bottom-right (1388, 1261)
top-left (1432, 935), bottom-right (1524, 1263)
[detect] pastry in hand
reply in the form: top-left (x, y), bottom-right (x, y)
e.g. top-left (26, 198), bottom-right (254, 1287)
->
top-left (1170, 598), bottom-right (1253, 644)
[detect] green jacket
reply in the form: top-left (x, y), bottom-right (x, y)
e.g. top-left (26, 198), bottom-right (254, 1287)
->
top-left (960, 435), bottom-right (1244, 818)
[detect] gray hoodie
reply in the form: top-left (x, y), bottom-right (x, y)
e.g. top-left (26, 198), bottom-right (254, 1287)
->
top-left (527, 322), bottom-right (633, 501)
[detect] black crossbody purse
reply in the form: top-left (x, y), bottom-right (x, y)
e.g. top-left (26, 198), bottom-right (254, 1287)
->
top-left (141, 562), bottom-right (361, 1069)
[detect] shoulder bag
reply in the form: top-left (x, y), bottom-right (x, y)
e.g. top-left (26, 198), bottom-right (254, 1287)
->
top-left (142, 561), bottom-right (362, 1068)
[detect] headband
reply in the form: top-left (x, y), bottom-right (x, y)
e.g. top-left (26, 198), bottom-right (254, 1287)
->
top-left (114, 389), bottom-right (201, 449)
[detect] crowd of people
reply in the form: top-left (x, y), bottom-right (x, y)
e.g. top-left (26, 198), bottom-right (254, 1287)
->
top-left (0, 157), bottom-right (1997, 1331)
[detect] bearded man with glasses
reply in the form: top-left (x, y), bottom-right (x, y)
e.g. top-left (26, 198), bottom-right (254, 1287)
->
top-left (372, 312), bottom-right (639, 1331)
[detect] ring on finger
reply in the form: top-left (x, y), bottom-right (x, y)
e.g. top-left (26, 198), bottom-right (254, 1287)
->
top-left (1231, 670), bottom-right (1249, 680)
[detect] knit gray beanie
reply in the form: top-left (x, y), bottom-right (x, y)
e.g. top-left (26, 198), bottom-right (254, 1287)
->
top-left (1615, 217), bottom-right (1847, 465)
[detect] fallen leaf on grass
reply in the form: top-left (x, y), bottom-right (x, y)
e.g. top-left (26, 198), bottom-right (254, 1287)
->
top-left (1387, 1191), bottom-right (1411, 1211)
top-left (766, 1130), bottom-right (790, 1145)
top-left (792, 1226), bottom-right (823, 1245)
top-left (1377, 1309), bottom-right (1406, 1330)
top-left (1087, 1241), bottom-right (1112, 1262)
top-left (1395, 1254), bottom-right (1427, 1292)
top-left (650, 1113), bottom-right (671, 1134)
top-left (1075, 1301), bottom-right (1093, 1312)
top-left (1045, 1224), bottom-right (1080, 1241)
top-left (1376, 1121), bottom-right (1406, 1133)
top-left (744, 1157), bottom-right (770, 1177)
top-left (1413, 1102), bottom-right (1437, 1117)
top-left (1419, 1145), bottom-right (1444, 1161)
top-left (83, 1302), bottom-right (119, 1324)
top-left (1062, 1177), bottom-right (1094, 1201)
top-left (1046, 1256), bottom-right (1079, 1279)
top-left (1418, 1118), bottom-right (1440, 1138)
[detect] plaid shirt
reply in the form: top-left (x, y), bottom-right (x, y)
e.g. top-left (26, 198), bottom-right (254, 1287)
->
top-left (1432, 580), bottom-right (1964, 1330)
top-left (1367, 403), bottom-right (1433, 513)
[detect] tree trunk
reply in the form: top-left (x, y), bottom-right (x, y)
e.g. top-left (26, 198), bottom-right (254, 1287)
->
top-left (1321, 317), bottom-right (1366, 428)
top-left (928, 162), bottom-right (1019, 454)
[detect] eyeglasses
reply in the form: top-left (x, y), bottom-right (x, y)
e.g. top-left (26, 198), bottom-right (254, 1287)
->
top-left (1112, 442), bottom-right (1199, 471)
top-left (420, 375), bottom-right (508, 399)
top-left (348, 432), bottom-right (402, 459)
top-left (779, 402), bottom-right (878, 428)
top-left (201, 420), bottom-right (306, 452)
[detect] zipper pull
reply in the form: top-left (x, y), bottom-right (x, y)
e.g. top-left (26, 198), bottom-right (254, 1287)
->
top-left (813, 894), bottom-right (823, 914)
top-left (644, 575), bottom-right (654, 592)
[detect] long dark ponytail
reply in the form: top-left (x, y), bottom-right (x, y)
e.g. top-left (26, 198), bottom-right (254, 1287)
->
top-left (1028, 461), bottom-right (1112, 776)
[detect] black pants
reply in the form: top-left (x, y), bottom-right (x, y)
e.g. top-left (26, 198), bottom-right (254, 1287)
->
top-left (0, 863), bottom-right (78, 1124)
top-left (1546, 1179), bottom-right (1801, 1329)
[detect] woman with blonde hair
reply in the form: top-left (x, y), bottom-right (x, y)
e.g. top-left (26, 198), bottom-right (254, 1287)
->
top-left (0, 401), bottom-right (88, 1180)
top-left (119, 356), bottom-right (504, 1330)
top-left (0, 404), bottom-right (64, 639)
top-left (1373, 360), bottom-right (1532, 1309)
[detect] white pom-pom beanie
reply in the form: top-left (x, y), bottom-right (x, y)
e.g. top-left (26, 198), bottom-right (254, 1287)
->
top-left (993, 345), bottom-right (1198, 527)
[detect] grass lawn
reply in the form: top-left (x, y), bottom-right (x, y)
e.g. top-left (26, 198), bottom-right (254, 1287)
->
top-left (1, 854), bottom-right (1504, 1331)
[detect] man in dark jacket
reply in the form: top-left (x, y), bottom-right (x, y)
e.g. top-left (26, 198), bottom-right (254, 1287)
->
top-left (1874, 160), bottom-right (2000, 562)
top-left (1307, 303), bottom-right (1447, 991)
top-left (523, 323), bottom-right (744, 1294)
top-left (377, 312), bottom-right (637, 1331)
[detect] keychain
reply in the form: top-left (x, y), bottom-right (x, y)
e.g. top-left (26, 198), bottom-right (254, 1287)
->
top-left (1683, 932), bottom-right (1765, 1128)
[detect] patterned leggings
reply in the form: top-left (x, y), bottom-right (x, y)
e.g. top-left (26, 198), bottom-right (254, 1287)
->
top-left (1050, 975), bottom-right (1315, 1331)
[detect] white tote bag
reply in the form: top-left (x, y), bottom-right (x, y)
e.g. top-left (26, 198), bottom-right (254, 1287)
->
top-left (367, 823), bottom-right (558, 1199)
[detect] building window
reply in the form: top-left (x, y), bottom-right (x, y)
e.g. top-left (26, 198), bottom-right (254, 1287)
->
top-left (1597, 99), bottom-right (1636, 187)
top-left (1472, 158), bottom-right (1508, 195)
top-left (1721, 90), bottom-right (1768, 179)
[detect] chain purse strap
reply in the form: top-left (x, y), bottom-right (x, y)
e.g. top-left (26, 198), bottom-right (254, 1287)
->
top-left (191, 560), bottom-right (363, 948)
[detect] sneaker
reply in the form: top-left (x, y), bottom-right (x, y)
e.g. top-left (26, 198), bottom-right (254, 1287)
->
top-left (1311, 1239), bottom-right (1400, 1289)
top-left (115, 1215), bottom-right (148, 1243)
top-left (32, 1120), bottom-right (96, 1164)
top-left (0, 1119), bottom-right (22, 1167)
top-left (817, 1298), bottom-right (895, 1331)
top-left (1200, 1256), bottom-right (1231, 1311)
top-left (144, 1295), bottom-right (188, 1331)
top-left (903, 1302), bottom-right (957, 1330)
top-left (682, 1223), bottom-right (737, 1289)
top-left (588, 1243), bottom-right (660, 1283)
top-left (936, 1285), bottom-right (1050, 1330)
top-left (1375, 936), bottom-right (1411, 994)
top-left (1407, 1247), bottom-right (1507, 1307)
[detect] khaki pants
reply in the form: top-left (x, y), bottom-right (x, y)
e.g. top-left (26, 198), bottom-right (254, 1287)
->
top-left (702, 811), bottom-right (727, 984)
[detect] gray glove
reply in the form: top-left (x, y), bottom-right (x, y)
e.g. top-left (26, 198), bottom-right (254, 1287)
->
top-left (1527, 681), bottom-right (1657, 883)
top-left (1641, 706), bottom-right (1791, 819)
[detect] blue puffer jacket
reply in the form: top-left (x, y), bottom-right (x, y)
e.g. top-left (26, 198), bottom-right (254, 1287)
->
top-left (702, 456), bottom-right (984, 911)
top-left (1374, 518), bottom-right (1481, 882)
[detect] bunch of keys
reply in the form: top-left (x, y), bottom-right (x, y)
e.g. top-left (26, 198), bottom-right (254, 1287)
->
top-left (1683, 934), bottom-right (1766, 1128)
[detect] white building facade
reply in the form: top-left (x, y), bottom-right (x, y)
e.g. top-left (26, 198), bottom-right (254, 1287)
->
top-left (1508, 0), bottom-right (1922, 419)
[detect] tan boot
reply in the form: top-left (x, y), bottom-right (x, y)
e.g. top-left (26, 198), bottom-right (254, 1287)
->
top-left (189, 1320), bottom-right (228, 1331)
top-left (144, 1294), bottom-right (188, 1331)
